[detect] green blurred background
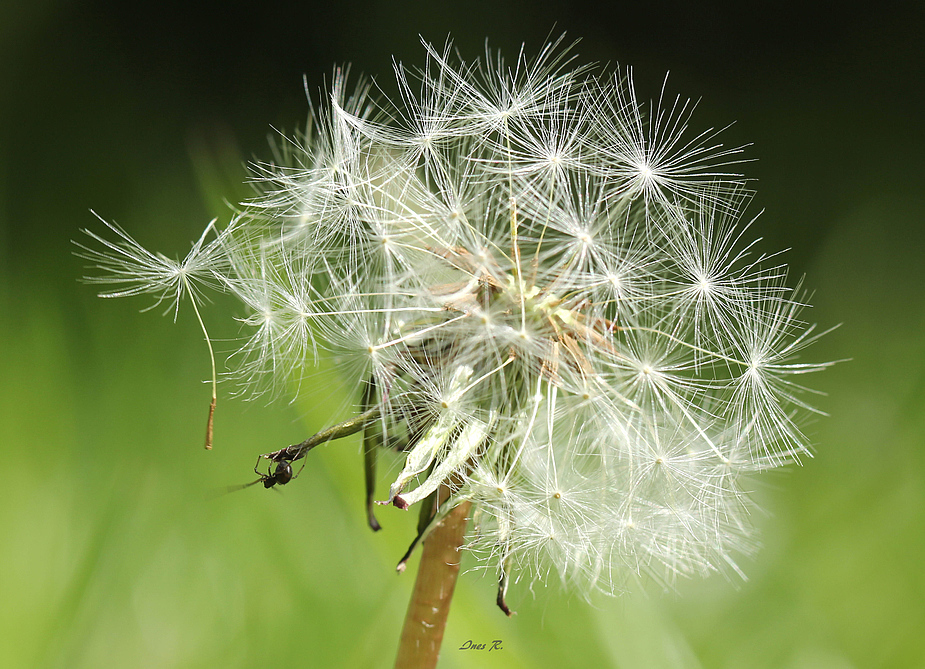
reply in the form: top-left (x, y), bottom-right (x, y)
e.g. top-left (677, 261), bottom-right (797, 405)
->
top-left (2, 1), bottom-right (923, 667)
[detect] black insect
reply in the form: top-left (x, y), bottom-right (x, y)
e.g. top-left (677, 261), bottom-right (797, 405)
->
top-left (256, 458), bottom-right (295, 488)
top-left (224, 457), bottom-right (299, 494)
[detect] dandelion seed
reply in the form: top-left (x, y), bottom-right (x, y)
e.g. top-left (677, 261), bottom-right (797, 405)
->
top-left (76, 213), bottom-right (227, 448)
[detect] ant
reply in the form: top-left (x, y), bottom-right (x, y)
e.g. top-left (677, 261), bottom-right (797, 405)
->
top-left (225, 457), bottom-right (303, 493)
top-left (228, 407), bottom-right (378, 495)
top-left (254, 458), bottom-right (296, 488)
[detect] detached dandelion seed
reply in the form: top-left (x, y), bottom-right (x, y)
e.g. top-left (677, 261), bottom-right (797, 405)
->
top-left (76, 212), bottom-right (226, 448)
top-left (78, 36), bottom-right (835, 669)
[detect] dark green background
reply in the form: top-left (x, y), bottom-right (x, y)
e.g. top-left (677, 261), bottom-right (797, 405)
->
top-left (2, 1), bottom-right (923, 667)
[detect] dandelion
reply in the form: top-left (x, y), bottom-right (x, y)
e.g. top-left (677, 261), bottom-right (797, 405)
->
top-left (79, 36), bottom-right (833, 668)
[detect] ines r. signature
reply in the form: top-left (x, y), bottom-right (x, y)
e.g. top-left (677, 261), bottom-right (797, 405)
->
top-left (459, 639), bottom-right (503, 651)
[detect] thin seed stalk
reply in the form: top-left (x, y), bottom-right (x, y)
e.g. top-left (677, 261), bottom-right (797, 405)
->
top-left (394, 498), bottom-right (471, 669)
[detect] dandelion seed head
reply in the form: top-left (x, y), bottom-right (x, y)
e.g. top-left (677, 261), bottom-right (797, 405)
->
top-left (79, 37), bottom-right (833, 599)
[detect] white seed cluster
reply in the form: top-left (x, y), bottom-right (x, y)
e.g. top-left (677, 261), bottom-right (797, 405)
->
top-left (81, 39), bottom-right (831, 595)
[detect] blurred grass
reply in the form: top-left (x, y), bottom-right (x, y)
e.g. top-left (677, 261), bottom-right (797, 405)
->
top-left (2, 2), bottom-right (924, 667)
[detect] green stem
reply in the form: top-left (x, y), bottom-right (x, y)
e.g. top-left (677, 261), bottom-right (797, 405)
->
top-left (286, 407), bottom-right (379, 461)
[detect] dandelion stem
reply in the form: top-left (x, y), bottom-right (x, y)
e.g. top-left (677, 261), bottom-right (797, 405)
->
top-left (394, 493), bottom-right (471, 669)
